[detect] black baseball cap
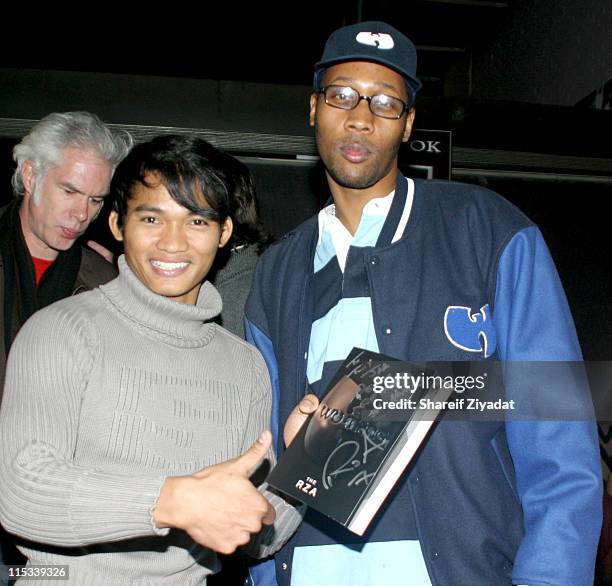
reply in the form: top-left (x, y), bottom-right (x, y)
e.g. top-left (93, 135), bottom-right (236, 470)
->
top-left (314, 21), bottom-right (422, 97)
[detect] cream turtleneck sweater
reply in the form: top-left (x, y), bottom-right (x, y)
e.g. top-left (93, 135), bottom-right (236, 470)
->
top-left (0, 256), bottom-right (299, 585)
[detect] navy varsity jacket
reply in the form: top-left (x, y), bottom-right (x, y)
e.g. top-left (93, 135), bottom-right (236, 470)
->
top-left (245, 175), bottom-right (602, 586)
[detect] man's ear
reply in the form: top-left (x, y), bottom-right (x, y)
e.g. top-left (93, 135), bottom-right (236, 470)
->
top-left (402, 108), bottom-right (416, 143)
top-left (108, 210), bottom-right (124, 242)
top-left (21, 160), bottom-right (36, 197)
top-left (309, 93), bottom-right (318, 127)
top-left (219, 217), bottom-right (233, 248)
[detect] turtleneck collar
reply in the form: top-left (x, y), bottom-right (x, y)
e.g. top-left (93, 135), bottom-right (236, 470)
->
top-left (98, 255), bottom-right (222, 348)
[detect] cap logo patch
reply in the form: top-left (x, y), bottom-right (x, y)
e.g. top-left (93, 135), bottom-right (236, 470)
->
top-left (355, 32), bottom-right (394, 50)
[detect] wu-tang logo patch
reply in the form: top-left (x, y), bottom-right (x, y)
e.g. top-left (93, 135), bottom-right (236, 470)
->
top-left (355, 32), bottom-right (395, 50)
top-left (444, 305), bottom-right (497, 358)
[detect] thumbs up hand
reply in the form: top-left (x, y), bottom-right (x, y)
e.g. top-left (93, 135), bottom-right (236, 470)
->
top-left (154, 431), bottom-right (276, 554)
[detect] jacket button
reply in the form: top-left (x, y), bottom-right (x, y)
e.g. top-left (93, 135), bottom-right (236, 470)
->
top-left (282, 563), bottom-right (288, 570)
top-left (370, 256), bottom-right (379, 265)
top-left (382, 326), bottom-right (392, 335)
top-left (431, 551), bottom-right (439, 560)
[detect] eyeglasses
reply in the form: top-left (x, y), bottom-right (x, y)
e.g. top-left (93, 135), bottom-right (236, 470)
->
top-left (318, 85), bottom-right (410, 119)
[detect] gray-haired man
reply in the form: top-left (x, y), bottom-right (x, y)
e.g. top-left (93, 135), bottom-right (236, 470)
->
top-left (0, 110), bottom-right (132, 576)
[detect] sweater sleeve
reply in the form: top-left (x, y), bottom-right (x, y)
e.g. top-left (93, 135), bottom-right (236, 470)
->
top-left (493, 226), bottom-right (602, 586)
top-left (241, 347), bottom-right (303, 559)
top-left (0, 304), bottom-right (169, 547)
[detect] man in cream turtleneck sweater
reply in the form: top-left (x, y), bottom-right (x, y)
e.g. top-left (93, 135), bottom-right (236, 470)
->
top-left (0, 135), bottom-right (314, 585)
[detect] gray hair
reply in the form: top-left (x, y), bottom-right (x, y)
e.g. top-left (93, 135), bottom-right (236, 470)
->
top-left (12, 111), bottom-right (133, 199)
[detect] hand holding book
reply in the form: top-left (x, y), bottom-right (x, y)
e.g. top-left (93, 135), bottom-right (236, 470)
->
top-left (268, 348), bottom-right (453, 536)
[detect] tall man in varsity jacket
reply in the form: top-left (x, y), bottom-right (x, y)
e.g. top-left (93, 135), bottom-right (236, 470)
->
top-left (245, 21), bottom-right (602, 586)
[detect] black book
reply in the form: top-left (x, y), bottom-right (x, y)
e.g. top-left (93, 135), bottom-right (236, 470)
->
top-left (267, 348), bottom-right (454, 536)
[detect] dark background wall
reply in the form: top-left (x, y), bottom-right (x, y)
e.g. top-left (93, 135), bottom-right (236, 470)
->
top-left (0, 70), bottom-right (312, 136)
top-left (471, 0), bottom-right (612, 106)
top-left (0, 1), bottom-right (611, 362)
